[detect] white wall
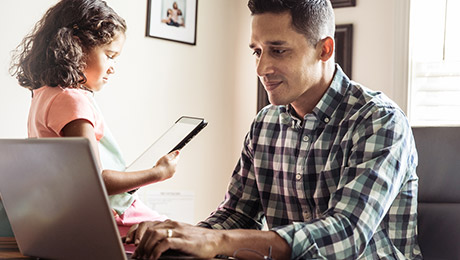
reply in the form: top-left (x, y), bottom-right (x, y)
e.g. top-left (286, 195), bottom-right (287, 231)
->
top-left (0, 0), bottom-right (407, 223)
top-left (99, 0), bottom-right (255, 223)
top-left (0, 0), bottom-right (255, 223)
top-left (334, 0), bottom-right (409, 111)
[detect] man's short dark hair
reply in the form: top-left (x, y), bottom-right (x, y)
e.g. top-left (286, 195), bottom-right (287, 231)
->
top-left (247, 0), bottom-right (335, 46)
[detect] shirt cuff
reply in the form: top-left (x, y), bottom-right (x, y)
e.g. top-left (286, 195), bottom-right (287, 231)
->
top-left (272, 222), bottom-right (321, 259)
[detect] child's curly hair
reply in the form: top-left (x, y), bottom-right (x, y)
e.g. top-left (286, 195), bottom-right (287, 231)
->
top-left (10, 0), bottom-right (127, 90)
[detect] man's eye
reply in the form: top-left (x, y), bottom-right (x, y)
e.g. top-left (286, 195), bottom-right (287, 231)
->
top-left (273, 49), bottom-right (286, 55)
top-left (252, 50), bottom-right (261, 57)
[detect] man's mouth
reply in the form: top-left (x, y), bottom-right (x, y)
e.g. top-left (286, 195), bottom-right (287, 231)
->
top-left (263, 80), bottom-right (282, 91)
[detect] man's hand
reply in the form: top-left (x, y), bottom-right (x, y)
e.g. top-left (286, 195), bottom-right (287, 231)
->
top-left (125, 219), bottom-right (291, 260)
top-left (125, 219), bottom-right (222, 259)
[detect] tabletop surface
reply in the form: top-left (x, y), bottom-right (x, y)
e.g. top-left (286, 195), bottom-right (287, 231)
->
top-left (0, 237), bottom-right (225, 259)
top-left (0, 237), bottom-right (34, 259)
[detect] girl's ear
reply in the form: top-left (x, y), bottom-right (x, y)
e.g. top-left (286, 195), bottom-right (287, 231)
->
top-left (319, 37), bottom-right (334, 62)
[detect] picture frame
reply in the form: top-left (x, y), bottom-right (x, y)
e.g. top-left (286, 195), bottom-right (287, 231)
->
top-left (146, 0), bottom-right (198, 45)
top-left (334, 24), bottom-right (353, 77)
top-left (331, 0), bottom-right (356, 8)
top-left (256, 24), bottom-right (354, 112)
top-left (257, 79), bottom-right (269, 112)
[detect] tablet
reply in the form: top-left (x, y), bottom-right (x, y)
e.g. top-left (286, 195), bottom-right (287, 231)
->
top-left (125, 116), bottom-right (207, 172)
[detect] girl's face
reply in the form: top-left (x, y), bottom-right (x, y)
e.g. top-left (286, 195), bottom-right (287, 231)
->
top-left (83, 33), bottom-right (126, 92)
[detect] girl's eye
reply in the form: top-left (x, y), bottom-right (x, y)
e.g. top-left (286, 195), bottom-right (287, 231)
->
top-left (106, 53), bottom-right (118, 59)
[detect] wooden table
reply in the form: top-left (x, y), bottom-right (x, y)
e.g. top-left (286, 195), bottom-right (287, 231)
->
top-left (0, 237), bottom-right (34, 259)
top-left (0, 237), bottom-right (225, 259)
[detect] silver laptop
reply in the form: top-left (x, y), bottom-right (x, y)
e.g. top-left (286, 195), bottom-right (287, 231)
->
top-left (0, 138), bottom-right (131, 260)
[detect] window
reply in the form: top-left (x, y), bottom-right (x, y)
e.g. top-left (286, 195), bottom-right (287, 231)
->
top-left (408, 0), bottom-right (460, 126)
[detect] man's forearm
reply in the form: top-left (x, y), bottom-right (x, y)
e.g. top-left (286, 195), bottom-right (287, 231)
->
top-left (216, 229), bottom-right (291, 260)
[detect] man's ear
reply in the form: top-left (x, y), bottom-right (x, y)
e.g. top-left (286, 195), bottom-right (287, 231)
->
top-left (319, 37), bottom-right (334, 62)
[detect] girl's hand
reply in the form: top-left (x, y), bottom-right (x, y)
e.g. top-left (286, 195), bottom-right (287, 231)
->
top-left (154, 150), bottom-right (180, 181)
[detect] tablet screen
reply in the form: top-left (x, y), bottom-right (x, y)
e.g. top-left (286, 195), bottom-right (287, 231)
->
top-left (125, 116), bottom-right (206, 172)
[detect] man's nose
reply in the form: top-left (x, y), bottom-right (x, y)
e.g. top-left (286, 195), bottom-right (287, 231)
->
top-left (256, 53), bottom-right (274, 77)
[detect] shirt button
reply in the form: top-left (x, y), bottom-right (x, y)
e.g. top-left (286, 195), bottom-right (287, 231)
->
top-left (296, 174), bottom-right (302, 180)
top-left (303, 211), bottom-right (312, 220)
top-left (282, 113), bottom-right (289, 119)
top-left (303, 135), bottom-right (310, 142)
top-left (324, 117), bottom-right (330, 123)
top-left (280, 113), bottom-right (289, 124)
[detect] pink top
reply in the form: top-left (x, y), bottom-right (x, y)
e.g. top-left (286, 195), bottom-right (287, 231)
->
top-left (27, 86), bottom-right (165, 221)
top-left (28, 86), bottom-right (104, 140)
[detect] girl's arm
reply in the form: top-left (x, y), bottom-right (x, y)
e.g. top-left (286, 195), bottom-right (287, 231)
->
top-left (62, 119), bottom-right (179, 195)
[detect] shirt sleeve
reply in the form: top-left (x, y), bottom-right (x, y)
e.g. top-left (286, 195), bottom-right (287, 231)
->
top-left (46, 90), bottom-right (98, 137)
top-left (197, 130), bottom-right (265, 230)
top-left (273, 106), bottom-right (418, 259)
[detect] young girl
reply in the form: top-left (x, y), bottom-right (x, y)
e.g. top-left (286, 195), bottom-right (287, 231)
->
top-left (9, 0), bottom-right (178, 236)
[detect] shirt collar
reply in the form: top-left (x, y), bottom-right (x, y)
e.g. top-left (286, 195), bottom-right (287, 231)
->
top-left (278, 64), bottom-right (351, 127)
top-left (312, 64), bottom-right (351, 124)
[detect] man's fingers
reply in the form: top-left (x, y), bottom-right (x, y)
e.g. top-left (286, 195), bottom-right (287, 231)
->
top-left (134, 226), bottom-right (168, 259)
top-left (132, 228), bottom-right (150, 258)
top-left (150, 238), bottom-right (181, 260)
top-left (124, 223), bottom-right (139, 244)
top-left (134, 222), bottom-right (159, 245)
top-left (134, 223), bottom-right (147, 245)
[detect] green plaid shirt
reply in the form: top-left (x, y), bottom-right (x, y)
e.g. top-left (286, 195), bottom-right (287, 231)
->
top-left (199, 66), bottom-right (422, 259)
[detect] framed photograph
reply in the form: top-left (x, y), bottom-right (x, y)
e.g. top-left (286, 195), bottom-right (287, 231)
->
top-left (256, 24), bottom-right (354, 112)
top-left (331, 0), bottom-right (356, 8)
top-left (335, 24), bottom-right (353, 77)
top-left (146, 0), bottom-right (198, 45)
top-left (257, 79), bottom-right (269, 112)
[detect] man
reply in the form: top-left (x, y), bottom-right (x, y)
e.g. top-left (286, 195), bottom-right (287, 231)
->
top-left (125, 0), bottom-right (422, 259)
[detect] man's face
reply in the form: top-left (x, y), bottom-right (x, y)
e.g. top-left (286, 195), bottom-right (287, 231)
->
top-left (250, 11), bottom-right (323, 108)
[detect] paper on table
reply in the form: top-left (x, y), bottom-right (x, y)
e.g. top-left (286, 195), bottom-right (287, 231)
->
top-left (138, 190), bottom-right (195, 224)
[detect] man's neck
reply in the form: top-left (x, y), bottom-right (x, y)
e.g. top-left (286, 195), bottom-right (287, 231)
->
top-left (291, 64), bottom-right (336, 118)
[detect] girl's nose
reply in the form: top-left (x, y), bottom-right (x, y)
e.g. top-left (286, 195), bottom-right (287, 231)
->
top-left (107, 66), bottom-right (115, 74)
